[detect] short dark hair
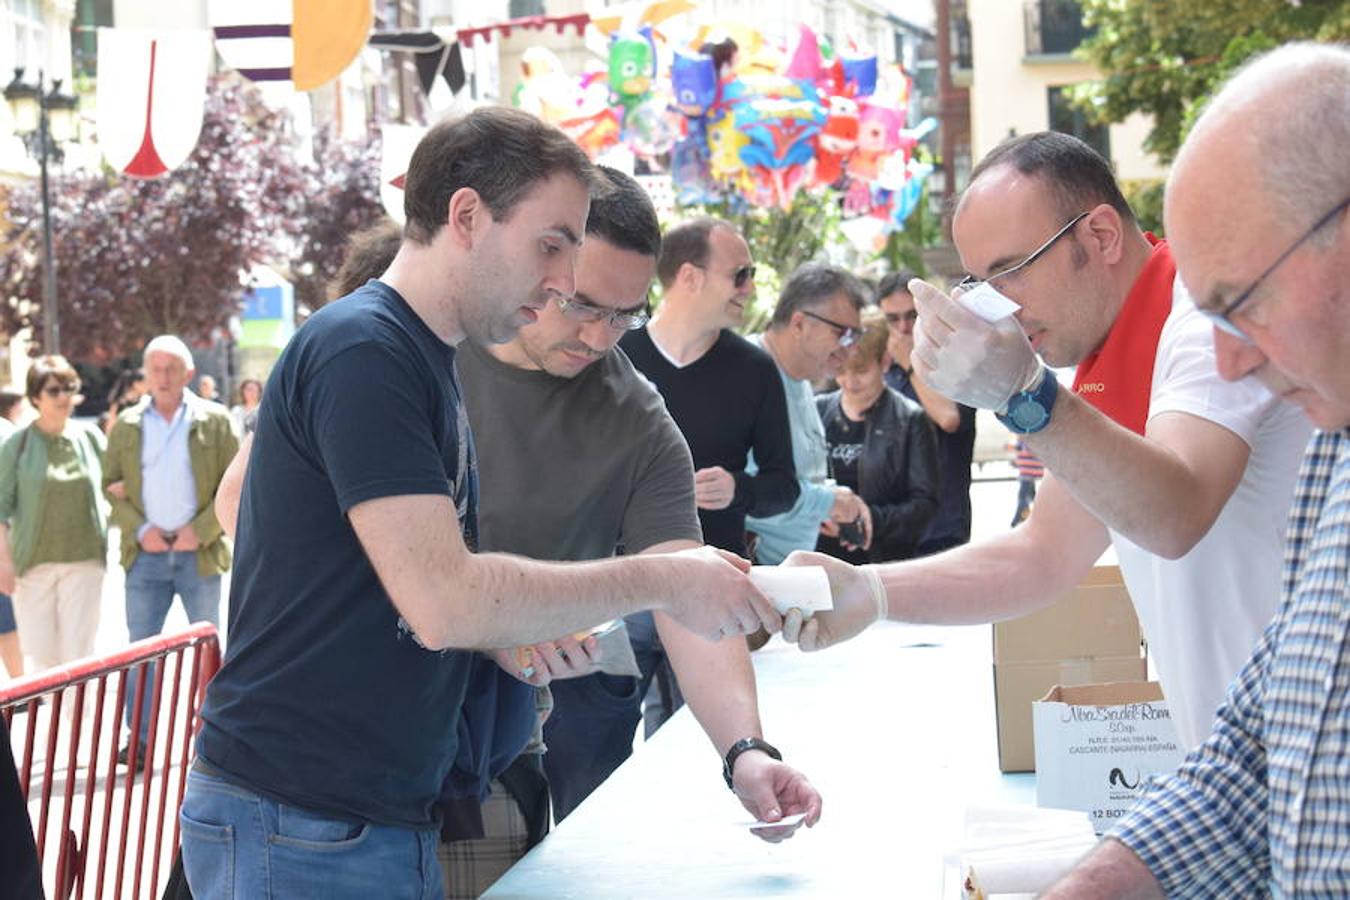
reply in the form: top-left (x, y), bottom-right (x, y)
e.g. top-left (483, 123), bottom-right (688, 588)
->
top-left (402, 106), bottom-right (596, 244)
top-left (656, 217), bottom-right (732, 288)
top-left (771, 262), bottom-right (869, 328)
top-left (26, 355), bottom-right (79, 403)
top-left (966, 131), bottom-right (1135, 225)
top-left (588, 166), bottom-right (661, 258)
top-left (0, 389), bottom-right (23, 419)
top-left (333, 220), bottom-right (403, 299)
top-left (876, 269), bottom-right (919, 301)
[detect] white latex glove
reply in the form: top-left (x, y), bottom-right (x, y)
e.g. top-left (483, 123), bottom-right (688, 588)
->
top-left (908, 278), bottom-right (1042, 412)
top-left (780, 552), bottom-right (887, 652)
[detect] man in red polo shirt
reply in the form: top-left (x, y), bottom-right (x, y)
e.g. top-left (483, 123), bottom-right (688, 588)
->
top-left (780, 131), bottom-right (1310, 751)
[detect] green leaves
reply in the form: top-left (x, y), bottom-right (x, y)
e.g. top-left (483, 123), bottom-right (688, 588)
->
top-left (1073, 0), bottom-right (1347, 163)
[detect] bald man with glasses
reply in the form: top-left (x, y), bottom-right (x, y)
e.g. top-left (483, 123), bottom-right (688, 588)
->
top-left (1046, 41), bottom-right (1350, 898)
top-left (781, 131), bottom-right (1310, 753)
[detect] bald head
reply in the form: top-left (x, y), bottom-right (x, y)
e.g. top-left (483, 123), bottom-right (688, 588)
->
top-left (1172, 42), bottom-right (1350, 228)
top-left (1166, 42), bottom-right (1350, 428)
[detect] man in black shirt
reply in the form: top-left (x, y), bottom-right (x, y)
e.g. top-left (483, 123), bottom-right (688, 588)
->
top-left (620, 218), bottom-right (797, 556)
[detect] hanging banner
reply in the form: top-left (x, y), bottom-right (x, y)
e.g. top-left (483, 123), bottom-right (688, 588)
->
top-left (96, 27), bottom-right (211, 178)
top-left (210, 0), bottom-right (373, 92)
top-left (380, 123), bottom-right (427, 225)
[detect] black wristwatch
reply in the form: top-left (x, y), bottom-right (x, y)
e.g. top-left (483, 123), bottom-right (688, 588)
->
top-left (722, 737), bottom-right (781, 790)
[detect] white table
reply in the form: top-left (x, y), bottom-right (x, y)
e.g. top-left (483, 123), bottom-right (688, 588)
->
top-left (485, 621), bottom-right (1036, 898)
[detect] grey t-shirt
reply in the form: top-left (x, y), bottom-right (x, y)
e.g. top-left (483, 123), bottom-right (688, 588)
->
top-left (455, 340), bottom-right (702, 559)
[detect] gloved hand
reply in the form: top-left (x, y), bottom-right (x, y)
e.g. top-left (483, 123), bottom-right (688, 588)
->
top-left (780, 551), bottom-right (887, 652)
top-left (908, 278), bottom-right (1042, 412)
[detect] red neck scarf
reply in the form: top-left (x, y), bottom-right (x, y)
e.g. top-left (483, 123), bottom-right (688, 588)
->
top-left (1072, 236), bottom-right (1175, 435)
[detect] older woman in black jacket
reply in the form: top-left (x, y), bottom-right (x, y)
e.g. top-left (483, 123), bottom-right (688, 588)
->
top-left (817, 310), bottom-right (940, 563)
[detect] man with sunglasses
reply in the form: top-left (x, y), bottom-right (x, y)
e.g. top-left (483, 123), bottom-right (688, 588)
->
top-left (781, 130), bottom-right (1310, 754)
top-left (1045, 42), bottom-right (1350, 898)
top-left (620, 218), bottom-right (798, 558)
top-left (743, 262), bottom-right (879, 565)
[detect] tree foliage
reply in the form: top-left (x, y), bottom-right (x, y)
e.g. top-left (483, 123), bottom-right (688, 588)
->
top-left (1072, 0), bottom-right (1349, 163)
top-left (0, 74), bottom-right (304, 363)
top-left (289, 127), bottom-right (386, 314)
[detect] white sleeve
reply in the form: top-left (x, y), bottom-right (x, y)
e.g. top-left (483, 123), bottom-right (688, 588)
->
top-left (1147, 278), bottom-right (1279, 448)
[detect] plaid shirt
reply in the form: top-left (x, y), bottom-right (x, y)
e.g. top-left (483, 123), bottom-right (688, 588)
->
top-left (1111, 428), bottom-right (1350, 897)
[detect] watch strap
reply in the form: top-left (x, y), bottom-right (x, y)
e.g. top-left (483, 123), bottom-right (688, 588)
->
top-left (722, 737), bottom-right (781, 790)
top-left (997, 365), bottom-right (1058, 434)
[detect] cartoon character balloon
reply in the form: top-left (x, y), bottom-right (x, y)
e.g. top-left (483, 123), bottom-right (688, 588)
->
top-left (609, 31), bottom-right (655, 118)
top-left (841, 54), bottom-right (878, 97)
top-left (848, 99), bottom-right (903, 181)
top-left (813, 95), bottom-right (859, 187)
top-left (671, 50), bottom-right (717, 118)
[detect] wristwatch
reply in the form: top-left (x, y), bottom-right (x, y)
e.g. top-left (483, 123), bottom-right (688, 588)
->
top-left (996, 366), bottom-right (1058, 434)
top-left (722, 737), bottom-right (782, 790)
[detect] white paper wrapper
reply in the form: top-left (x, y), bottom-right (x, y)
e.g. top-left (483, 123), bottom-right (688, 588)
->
top-left (950, 806), bottom-right (1097, 899)
top-left (749, 566), bottom-right (834, 615)
top-left (957, 282), bottom-right (1021, 323)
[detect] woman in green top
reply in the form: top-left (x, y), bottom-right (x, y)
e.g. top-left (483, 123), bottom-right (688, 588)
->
top-left (0, 356), bottom-right (108, 673)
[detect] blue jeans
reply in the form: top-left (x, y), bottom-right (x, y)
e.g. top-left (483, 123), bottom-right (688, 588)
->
top-left (542, 612), bottom-right (682, 820)
top-left (180, 764), bottom-right (442, 899)
top-left (124, 550), bottom-right (221, 745)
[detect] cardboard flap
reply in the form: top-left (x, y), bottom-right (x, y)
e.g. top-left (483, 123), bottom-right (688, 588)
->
top-left (993, 566), bottom-right (1142, 662)
top-left (1039, 681), bottom-right (1165, 706)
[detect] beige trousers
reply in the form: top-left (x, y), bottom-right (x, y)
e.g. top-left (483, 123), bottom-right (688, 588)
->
top-left (13, 559), bottom-right (104, 672)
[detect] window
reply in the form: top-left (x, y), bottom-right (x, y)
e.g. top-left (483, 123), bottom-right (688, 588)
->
top-left (1048, 85), bottom-right (1109, 161)
top-left (4, 0), bottom-right (46, 74)
top-left (1025, 0), bottom-right (1094, 56)
top-left (72, 0), bottom-right (113, 80)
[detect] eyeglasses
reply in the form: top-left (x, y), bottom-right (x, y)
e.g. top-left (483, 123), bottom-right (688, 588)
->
top-left (554, 295), bottom-right (651, 331)
top-left (800, 309), bottom-right (861, 348)
top-left (884, 310), bottom-right (919, 326)
top-left (957, 211), bottom-right (1090, 290)
top-left (1198, 195), bottom-right (1350, 341)
top-left (693, 263), bottom-right (756, 289)
top-left (42, 383), bottom-right (80, 397)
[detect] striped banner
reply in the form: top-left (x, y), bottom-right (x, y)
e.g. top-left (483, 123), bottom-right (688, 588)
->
top-left (210, 0), bottom-right (373, 91)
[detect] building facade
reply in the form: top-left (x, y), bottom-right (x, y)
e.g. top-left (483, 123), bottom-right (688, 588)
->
top-left (964, 0), bottom-right (1163, 182)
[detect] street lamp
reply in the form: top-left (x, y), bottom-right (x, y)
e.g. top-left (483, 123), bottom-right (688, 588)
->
top-left (5, 68), bottom-right (78, 355)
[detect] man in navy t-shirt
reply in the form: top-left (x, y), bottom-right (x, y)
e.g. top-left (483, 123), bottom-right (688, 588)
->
top-left (180, 108), bottom-right (784, 900)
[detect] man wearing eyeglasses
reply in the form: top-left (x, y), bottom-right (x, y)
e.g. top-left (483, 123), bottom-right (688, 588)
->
top-left (1045, 42), bottom-right (1350, 898)
top-left (743, 262), bottom-right (879, 565)
top-left (452, 170), bottom-right (820, 861)
top-left (781, 129), bottom-right (1311, 753)
top-left (183, 112), bottom-right (790, 899)
top-left (876, 272), bottom-right (977, 556)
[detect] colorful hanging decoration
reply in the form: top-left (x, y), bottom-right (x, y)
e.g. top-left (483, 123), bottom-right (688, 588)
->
top-left (96, 27), bottom-right (211, 178)
top-left (505, 17), bottom-right (933, 231)
top-left (209, 0), bottom-right (372, 92)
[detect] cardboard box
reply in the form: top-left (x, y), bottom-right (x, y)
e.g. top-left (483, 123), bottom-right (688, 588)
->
top-left (1034, 682), bottom-right (1186, 833)
top-left (992, 565), bottom-right (1145, 772)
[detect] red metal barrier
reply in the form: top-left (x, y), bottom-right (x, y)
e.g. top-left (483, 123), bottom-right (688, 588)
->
top-left (0, 623), bottom-right (221, 900)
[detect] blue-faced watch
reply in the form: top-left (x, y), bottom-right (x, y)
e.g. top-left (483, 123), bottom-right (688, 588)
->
top-left (996, 366), bottom-right (1058, 434)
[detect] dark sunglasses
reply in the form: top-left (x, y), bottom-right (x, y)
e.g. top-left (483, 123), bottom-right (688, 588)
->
top-left (693, 263), bottom-right (756, 289)
top-left (884, 310), bottom-right (919, 326)
top-left (42, 383), bottom-right (80, 397)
